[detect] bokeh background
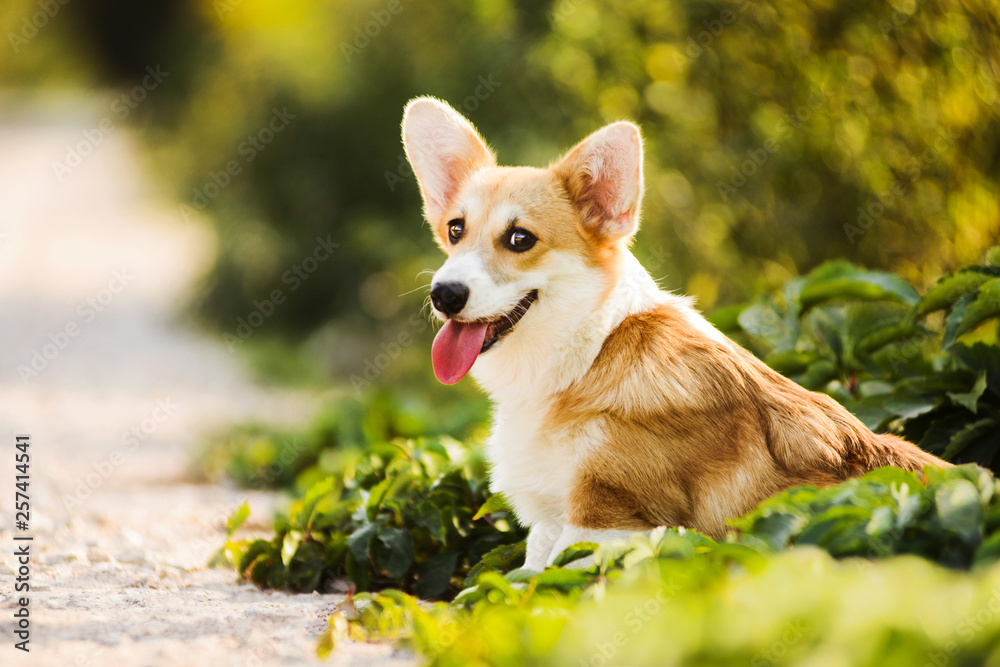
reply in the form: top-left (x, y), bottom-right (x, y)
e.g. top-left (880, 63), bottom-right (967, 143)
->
top-left (2, 3), bottom-right (999, 662)
top-left (3, 0), bottom-right (999, 393)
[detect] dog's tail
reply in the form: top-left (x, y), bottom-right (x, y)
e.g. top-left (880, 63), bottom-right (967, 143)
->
top-left (810, 392), bottom-right (951, 476)
top-left (755, 357), bottom-right (951, 480)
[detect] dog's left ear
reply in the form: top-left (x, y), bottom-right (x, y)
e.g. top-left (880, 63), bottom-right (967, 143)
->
top-left (402, 97), bottom-right (496, 221)
top-left (552, 122), bottom-right (644, 244)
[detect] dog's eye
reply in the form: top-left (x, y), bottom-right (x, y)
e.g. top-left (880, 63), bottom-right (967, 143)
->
top-left (447, 219), bottom-right (464, 244)
top-left (506, 228), bottom-right (537, 252)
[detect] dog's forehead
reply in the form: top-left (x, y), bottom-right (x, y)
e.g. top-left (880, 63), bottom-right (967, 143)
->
top-left (456, 166), bottom-right (557, 226)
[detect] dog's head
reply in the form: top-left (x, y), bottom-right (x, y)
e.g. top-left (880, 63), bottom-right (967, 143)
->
top-left (402, 97), bottom-right (645, 385)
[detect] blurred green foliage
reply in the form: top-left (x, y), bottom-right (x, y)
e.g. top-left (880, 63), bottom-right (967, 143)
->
top-left (178, 0), bottom-right (999, 377)
top-left (159, 0), bottom-right (999, 330)
top-left (196, 387), bottom-right (489, 490)
top-left (327, 522), bottom-right (1000, 666)
top-left (213, 434), bottom-right (525, 597)
top-left (715, 246), bottom-right (1000, 470)
top-left (11, 0), bottom-right (995, 378)
top-left (208, 253), bottom-right (1000, 662)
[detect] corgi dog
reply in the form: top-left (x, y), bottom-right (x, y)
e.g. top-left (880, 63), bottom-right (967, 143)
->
top-left (401, 97), bottom-right (948, 571)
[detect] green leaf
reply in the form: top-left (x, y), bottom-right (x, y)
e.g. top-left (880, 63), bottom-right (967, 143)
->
top-left (473, 493), bottom-right (512, 520)
top-left (346, 522), bottom-right (380, 565)
top-left (297, 477), bottom-right (339, 530)
top-left (464, 541), bottom-right (527, 587)
top-left (475, 571), bottom-right (519, 600)
top-left (855, 324), bottom-right (922, 356)
top-left (947, 372), bottom-right (989, 413)
top-left (738, 512), bottom-right (807, 552)
top-left (848, 391), bottom-right (940, 431)
top-left (551, 542), bottom-right (598, 567)
top-left (796, 360), bottom-right (839, 390)
top-left (237, 539), bottom-right (272, 576)
top-left (952, 279), bottom-right (1000, 341)
top-left (532, 567), bottom-right (594, 590)
top-left (226, 502), bottom-right (251, 536)
top-left (281, 530), bottom-right (303, 567)
top-left (916, 266), bottom-right (1000, 316)
top-left (988, 247), bottom-right (1000, 266)
top-left (366, 471), bottom-right (413, 518)
top-left (934, 479), bottom-right (984, 545)
top-left (415, 551), bottom-right (460, 599)
top-left (738, 303), bottom-right (793, 349)
top-left (376, 527), bottom-right (415, 579)
top-left (345, 550), bottom-right (370, 591)
top-left (286, 540), bottom-right (325, 591)
top-left (973, 532), bottom-right (1000, 567)
top-left (859, 467), bottom-right (923, 488)
top-left (943, 292), bottom-right (975, 348)
top-left (914, 408), bottom-right (977, 455)
top-left (799, 262), bottom-right (919, 311)
top-left (504, 567), bottom-right (538, 583)
top-left (952, 343), bottom-right (1000, 395)
top-left (707, 304), bottom-right (744, 332)
top-left (942, 419), bottom-right (1000, 461)
top-left (207, 545), bottom-right (230, 568)
top-left (765, 350), bottom-right (818, 375)
top-left (415, 499), bottom-right (448, 543)
top-left (795, 505), bottom-right (873, 555)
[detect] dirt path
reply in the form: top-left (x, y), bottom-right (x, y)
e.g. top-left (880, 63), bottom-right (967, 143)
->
top-left (0, 112), bottom-right (409, 666)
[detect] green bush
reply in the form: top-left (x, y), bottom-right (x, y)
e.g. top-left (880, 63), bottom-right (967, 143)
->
top-left (210, 251), bottom-right (1000, 662)
top-left (327, 524), bottom-right (1000, 666)
top-left (118, 0), bottom-right (1000, 360)
top-left (213, 435), bottom-right (525, 597)
top-left (196, 388), bottom-right (489, 491)
top-left (714, 248), bottom-right (1000, 471)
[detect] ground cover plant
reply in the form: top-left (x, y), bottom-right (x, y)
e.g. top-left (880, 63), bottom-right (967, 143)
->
top-left (209, 249), bottom-right (1000, 664)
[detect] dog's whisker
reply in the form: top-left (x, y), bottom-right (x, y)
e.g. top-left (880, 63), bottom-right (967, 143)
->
top-left (399, 283), bottom-right (431, 297)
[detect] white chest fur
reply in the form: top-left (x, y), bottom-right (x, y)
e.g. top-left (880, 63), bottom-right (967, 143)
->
top-left (474, 249), bottom-right (672, 528)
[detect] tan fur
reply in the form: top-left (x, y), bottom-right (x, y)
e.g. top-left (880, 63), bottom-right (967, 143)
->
top-left (550, 304), bottom-right (948, 538)
top-left (402, 97), bottom-right (950, 557)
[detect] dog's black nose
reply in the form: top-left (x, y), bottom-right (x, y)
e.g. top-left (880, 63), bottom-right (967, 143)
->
top-left (430, 282), bottom-right (470, 317)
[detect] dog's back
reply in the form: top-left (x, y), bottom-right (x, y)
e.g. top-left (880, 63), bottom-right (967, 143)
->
top-left (401, 97), bottom-right (949, 562)
top-left (547, 300), bottom-right (946, 538)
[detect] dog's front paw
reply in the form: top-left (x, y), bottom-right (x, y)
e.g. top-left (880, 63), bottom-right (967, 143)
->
top-left (523, 520), bottom-right (563, 571)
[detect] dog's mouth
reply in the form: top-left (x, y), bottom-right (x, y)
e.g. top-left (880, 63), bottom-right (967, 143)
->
top-left (431, 290), bottom-right (538, 385)
top-left (479, 289), bottom-right (538, 354)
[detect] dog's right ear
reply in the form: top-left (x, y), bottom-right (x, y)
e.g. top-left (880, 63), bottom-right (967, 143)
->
top-left (552, 121), bottom-right (644, 245)
top-left (402, 97), bottom-right (495, 221)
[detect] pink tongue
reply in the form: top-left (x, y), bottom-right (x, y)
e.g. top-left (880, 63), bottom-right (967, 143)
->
top-left (431, 320), bottom-right (489, 385)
